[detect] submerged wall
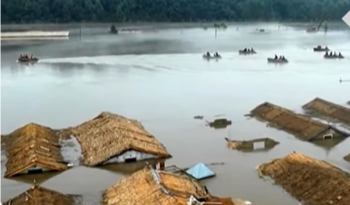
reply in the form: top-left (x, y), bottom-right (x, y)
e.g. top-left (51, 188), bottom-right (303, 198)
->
top-left (105, 150), bottom-right (158, 164)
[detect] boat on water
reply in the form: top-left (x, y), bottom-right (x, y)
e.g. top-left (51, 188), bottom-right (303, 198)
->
top-left (324, 54), bottom-right (344, 59)
top-left (314, 45), bottom-right (329, 52)
top-left (239, 49), bottom-right (257, 55)
top-left (202, 52), bottom-right (221, 60)
top-left (17, 55), bottom-right (39, 63)
top-left (267, 57), bottom-right (288, 63)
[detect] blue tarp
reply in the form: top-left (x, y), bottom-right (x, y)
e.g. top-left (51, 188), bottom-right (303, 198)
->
top-left (186, 163), bottom-right (215, 180)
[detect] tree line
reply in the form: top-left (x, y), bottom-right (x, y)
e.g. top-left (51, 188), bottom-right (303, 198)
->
top-left (2, 0), bottom-right (350, 24)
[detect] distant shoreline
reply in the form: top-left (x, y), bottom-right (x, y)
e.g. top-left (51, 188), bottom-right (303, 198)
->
top-left (1, 21), bottom-right (345, 32)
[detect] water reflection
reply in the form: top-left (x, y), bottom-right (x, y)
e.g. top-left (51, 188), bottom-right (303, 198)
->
top-left (5, 171), bottom-right (62, 185)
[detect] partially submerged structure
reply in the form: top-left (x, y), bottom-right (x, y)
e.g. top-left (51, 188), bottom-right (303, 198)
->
top-left (4, 123), bottom-right (68, 178)
top-left (3, 184), bottom-right (76, 205)
top-left (303, 97), bottom-right (350, 126)
top-left (344, 153), bottom-right (350, 162)
top-left (250, 102), bottom-right (349, 141)
top-left (257, 152), bottom-right (350, 205)
top-left (186, 163), bottom-right (216, 180)
top-left (103, 166), bottom-right (234, 205)
top-left (207, 118), bottom-right (232, 129)
top-left (225, 137), bottom-right (279, 152)
top-left (60, 112), bottom-right (171, 167)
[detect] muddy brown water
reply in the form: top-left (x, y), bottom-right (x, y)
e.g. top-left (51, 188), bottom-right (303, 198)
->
top-left (1, 23), bottom-right (350, 205)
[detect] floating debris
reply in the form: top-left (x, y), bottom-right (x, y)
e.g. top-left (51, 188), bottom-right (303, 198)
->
top-left (103, 166), bottom-right (234, 205)
top-left (303, 97), bottom-right (350, 126)
top-left (3, 123), bottom-right (69, 178)
top-left (207, 118), bottom-right (232, 129)
top-left (225, 137), bottom-right (279, 152)
top-left (194, 115), bottom-right (204, 120)
top-left (250, 102), bottom-right (349, 142)
top-left (58, 112), bottom-right (171, 167)
top-left (3, 183), bottom-right (78, 205)
top-left (186, 162), bottom-right (216, 180)
top-left (257, 152), bottom-right (350, 205)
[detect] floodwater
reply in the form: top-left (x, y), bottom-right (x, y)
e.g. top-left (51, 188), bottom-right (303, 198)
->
top-left (1, 23), bottom-right (350, 205)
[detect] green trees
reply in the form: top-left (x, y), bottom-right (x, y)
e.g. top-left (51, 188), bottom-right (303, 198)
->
top-left (1, 0), bottom-right (349, 23)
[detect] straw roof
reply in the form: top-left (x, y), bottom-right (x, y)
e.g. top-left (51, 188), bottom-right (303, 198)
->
top-left (4, 123), bottom-right (68, 178)
top-left (303, 98), bottom-right (350, 126)
top-left (250, 102), bottom-right (336, 141)
top-left (61, 112), bottom-right (171, 166)
top-left (103, 166), bottom-right (234, 205)
top-left (257, 152), bottom-right (350, 205)
top-left (3, 184), bottom-right (75, 205)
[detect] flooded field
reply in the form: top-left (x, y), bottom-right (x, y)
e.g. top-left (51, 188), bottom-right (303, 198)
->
top-left (1, 23), bottom-right (350, 205)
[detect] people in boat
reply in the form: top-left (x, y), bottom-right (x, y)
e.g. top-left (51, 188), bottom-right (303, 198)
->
top-left (329, 51), bottom-right (333, 56)
top-left (214, 52), bottom-right (219, 57)
top-left (317, 45), bottom-right (321, 48)
top-left (251, 48), bottom-right (255, 52)
top-left (325, 51), bottom-right (329, 56)
top-left (282, 56), bottom-right (286, 60)
top-left (243, 48), bottom-right (247, 52)
top-left (275, 54), bottom-right (278, 59)
top-left (325, 46), bottom-right (328, 50)
top-left (339, 52), bottom-right (343, 57)
top-left (206, 51), bottom-right (210, 57)
top-left (247, 48), bottom-right (250, 52)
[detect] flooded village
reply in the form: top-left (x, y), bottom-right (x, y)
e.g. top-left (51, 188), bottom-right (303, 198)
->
top-left (1, 23), bottom-right (350, 205)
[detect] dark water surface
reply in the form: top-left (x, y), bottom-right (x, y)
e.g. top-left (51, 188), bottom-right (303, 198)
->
top-left (1, 23), bottom-right (350, 205)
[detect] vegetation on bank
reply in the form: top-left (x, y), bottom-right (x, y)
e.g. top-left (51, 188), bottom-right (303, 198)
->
top-left (1, 0), bottom-right (350, 24)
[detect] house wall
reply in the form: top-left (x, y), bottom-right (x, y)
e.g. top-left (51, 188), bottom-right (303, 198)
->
top-left (19, 166), bottom-right (51, 174)
top-left (104, 150), bottom-right (159, 164)
top-left (314, 129), bottom-right (344, 140)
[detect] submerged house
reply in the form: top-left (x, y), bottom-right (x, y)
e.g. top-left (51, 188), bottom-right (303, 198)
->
top-left (225, 137), bottom-right (279, 152)
top-left (103, 166), bottom-right (235, 205)
top-left (3, 184), bottom-right (77, 205)
top-left (250, 102), bottom-right (349, 141)
top-left (303, 97), bottom-right (350, 126)
top-left (60, 112), bottom-right (171, 167)
top-left (4, 123), bottom-right (69, 178)
top-left (257, 152), bottom-right (350, 205)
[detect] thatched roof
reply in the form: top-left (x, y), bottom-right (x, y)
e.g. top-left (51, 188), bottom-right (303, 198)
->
top-left (4, 123), bottom-right (68, 178)
top-left (344, 153), bottom-right (350, 162)
top-left (303, 98), bottom-right (350, 126)
top-left (250, 102), bottom-right (337, 141)
top-left (3, 184), bottom-right (75, 205)
top-left (257, 152), bottom-right (350, 205)
top-left (103, 166), bottom-right (234, 205)
top-left (61, 112), bottom-right (171, 166)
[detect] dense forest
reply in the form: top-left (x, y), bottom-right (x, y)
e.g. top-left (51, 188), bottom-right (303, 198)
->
top-left (1, 0), bottom-right (350, 23)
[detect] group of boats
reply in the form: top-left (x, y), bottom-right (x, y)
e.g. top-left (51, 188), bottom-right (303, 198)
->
top-left (313, 45), bottom-right (344, 59)
top-left (203, 48), bottom-right (289, 63)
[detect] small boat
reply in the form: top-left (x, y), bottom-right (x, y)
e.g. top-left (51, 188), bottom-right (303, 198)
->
top-left (202, 54), bottom-right (221, 59)
top-left (314, 46), bottom-right (329, 52)
top-left (239, 50), bottom-right (257, 55)
top-left (17, 57), bottom-right (39, 63)
top-left (267, 57), bottom-right (288, 63)
top-left (324, 54), bottom-right (344, 59)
